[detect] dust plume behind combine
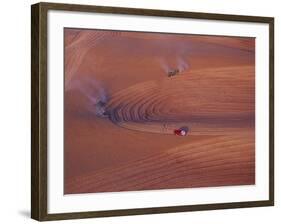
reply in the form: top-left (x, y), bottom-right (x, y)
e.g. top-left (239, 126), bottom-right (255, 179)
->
top-left (66, 76), bottom-right (108, 117)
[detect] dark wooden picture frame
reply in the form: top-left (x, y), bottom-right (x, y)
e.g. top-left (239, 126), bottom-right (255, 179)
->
top-left (31, 2), bottom-right (274, 221)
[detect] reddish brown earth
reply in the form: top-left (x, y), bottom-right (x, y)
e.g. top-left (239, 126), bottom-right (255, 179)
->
top-left (64, 29), bottom-right (255, 194)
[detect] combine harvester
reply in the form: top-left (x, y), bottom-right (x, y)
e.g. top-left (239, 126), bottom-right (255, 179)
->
top-left (167, 68), bottom-right (180, 77)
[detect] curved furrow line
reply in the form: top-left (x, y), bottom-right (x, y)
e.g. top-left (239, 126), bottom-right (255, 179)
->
top-left (68, 149), bottom-right (253, 192)
top-left (66, 153), bottom-right (253, 192)
top-left (109, 89), bottom-right (157, 123)
top-left (65, 134), bottom-right (251, 185)
top-left (104, 66), bottom-right (254, 135)
top-left (142, 170), bottom-right (255, 191)
top-left (66, 150), bottom-right (254, 193)
top-left (109, 161), bottom-right (254, 191)
top-left (65, 136), bottom-right (253, 191)
top-left (106, 81), bottom-right (157, 114)
top-left (65, 31), bottom-right (123, 88)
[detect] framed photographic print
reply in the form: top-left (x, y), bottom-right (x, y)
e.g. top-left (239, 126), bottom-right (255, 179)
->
top-left (31, 2), bottom-right (274, 221)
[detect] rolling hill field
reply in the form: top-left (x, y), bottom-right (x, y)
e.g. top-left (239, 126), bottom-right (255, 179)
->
top-left (64, 29), bottom-right (255, 194)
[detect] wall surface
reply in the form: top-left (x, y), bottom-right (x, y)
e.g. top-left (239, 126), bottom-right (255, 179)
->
top-left (0, 0), bottom-right (279, 223)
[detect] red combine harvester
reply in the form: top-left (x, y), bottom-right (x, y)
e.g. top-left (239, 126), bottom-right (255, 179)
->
top-left (174, 127), bottom-right (189, 136)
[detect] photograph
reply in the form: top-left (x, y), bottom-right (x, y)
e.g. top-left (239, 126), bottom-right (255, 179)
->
top-left (64, 28), bottom-right (256, 194)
